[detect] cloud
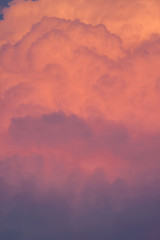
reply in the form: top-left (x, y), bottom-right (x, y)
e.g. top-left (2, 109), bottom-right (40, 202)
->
top-left (0, 166), bottom-right (160, 240)
top-left (7, 111), bottom-right (160, 183)
top-left (0, 0), bottom-right (160, 239)
top-left (1, 16), bottom-right (160, 133)
top-left (1, 0), bottom-right (160, 46)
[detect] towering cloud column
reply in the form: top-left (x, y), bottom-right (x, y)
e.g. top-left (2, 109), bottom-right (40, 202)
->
top-left (0, 0), bottom-right (160, 239)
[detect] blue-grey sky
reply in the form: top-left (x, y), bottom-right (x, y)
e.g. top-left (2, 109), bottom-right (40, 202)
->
top-left (0, 0), bottom-right (12, 19)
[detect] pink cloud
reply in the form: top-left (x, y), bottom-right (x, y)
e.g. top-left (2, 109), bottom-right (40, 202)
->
top-left (0, 0), bottom-right (160, 239)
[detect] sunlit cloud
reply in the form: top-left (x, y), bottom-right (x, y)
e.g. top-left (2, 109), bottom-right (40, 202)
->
top-left (0, 0), bottom-right (160, 239)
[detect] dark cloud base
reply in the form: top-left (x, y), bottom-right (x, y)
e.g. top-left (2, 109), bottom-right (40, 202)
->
top-left (0, 174), bottom-right (160, 240)
top-left (0, 112), bottom-right (159, 240)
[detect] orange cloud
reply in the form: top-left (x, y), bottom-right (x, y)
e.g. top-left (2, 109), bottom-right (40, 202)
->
top-left (1, 16), bottom-right (160, 133)
top-left (0, 1), bottom-right (160, 238)
top-left (1, 0), bottom-right (160, 47)
top-left (0, 13), bottom-right (160, 181)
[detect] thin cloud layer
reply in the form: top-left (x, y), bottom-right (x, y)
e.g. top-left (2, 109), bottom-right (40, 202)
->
top-left (0, 0), bottom-right (160, 239)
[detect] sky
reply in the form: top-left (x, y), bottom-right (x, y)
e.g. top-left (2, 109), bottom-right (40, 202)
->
top-left (0, 0), bottom-right (160, 239)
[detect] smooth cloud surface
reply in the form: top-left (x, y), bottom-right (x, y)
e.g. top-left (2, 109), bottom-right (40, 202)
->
top-left (0, 0), bottom-right (160, 239)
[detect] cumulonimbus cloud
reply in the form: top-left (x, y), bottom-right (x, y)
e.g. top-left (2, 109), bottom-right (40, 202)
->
top-left (0, 0), bottom-right (160, 239)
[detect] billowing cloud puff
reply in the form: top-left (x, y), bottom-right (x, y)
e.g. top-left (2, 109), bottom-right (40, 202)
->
top-left (0, 0), bottom-right (160, 239)
top-left (1, 0), bottom-right (160, 47)
top-left (1, 16), bottom-right (160, 132)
